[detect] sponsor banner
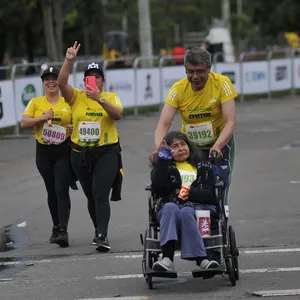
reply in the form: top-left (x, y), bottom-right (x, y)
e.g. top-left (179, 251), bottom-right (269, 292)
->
top-left (14, 77), bottom-right (43, 121)
top-left (270, 58), bottom-right (292, 91)
top-left (161, 66), bottom-right (186, 100)
top-left (292, 57), bottom-right (300, 89)
top-left (0, 80), bottom-right (17, 127)
top-left (105, 69), bottom-right (135, 108)
top-left (214, 63), bottom-right (241, 93)
top-left (136, 68), bottom-right (160, 106)
top-left (242, 61), bottom-right (269, 94)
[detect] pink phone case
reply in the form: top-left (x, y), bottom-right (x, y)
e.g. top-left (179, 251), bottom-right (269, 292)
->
top-left (85, 76), bottom-right (97, 91)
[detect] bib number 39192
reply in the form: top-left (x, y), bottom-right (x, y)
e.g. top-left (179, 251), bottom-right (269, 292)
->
top-left (42, 123), bottom-right (66, 145)
top-left (78, 121), bottom-right (100, 142)
top-left (186, 122), bottom-right (214, 146)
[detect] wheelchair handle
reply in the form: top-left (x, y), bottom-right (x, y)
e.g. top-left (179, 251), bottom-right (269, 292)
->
top-left (211, 150), bottom-right (218, 158)
top-left (209, 150), bottom-right (219, 164)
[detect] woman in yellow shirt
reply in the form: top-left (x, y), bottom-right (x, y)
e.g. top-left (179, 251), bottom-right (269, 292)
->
top-left (21, 67), bottom-right (72, 248)
top-left (57, 41), bottom-right (123, 252)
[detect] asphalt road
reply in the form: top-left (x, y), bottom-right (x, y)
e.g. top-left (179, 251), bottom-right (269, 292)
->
top-left (1, 95), bottom-right (300, 300)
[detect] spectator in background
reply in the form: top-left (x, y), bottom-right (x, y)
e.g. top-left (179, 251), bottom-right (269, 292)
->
top-left (171, 44), bottom-right (185, 65)
top-left (284, 32), bottom-right (299, 50)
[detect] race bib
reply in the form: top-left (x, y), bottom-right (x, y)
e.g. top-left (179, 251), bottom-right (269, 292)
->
top-left (178, 170), bottom-right (197, 201)
top-left (78, 121), bottom-right (101, 142)
top-left (42, 123), bottom-right (66, 145)
top-left (186, 122), bottom-right (214, 146)
top-left (178, 169), bottom-right (197, 188)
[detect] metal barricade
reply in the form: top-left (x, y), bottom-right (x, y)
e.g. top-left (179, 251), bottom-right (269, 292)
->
top-left (11, 62), bottom-right (43, 137)
top-left (0, 66), bottom-right (11, 80)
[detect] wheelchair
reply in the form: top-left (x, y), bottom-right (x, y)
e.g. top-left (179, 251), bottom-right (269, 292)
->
top-left (140, 154), bottom-right (239, 289)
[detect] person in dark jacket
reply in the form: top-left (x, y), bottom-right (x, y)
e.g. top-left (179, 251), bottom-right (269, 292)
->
top-left (151, 131), bottom-right (220, 272)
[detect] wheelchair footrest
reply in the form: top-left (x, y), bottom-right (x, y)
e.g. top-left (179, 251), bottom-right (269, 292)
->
top-left (145, 270), bottom-right (178, 278)
top-left (191, 267), bottom-right (225, 278)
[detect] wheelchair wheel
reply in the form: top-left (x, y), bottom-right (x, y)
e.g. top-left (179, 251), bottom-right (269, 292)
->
top-left (225, 258), bottom-right (236, 286)
top-left (142, 228), bottom-right (155, 289)
top-left (229, 226), bottom-right (239, 280)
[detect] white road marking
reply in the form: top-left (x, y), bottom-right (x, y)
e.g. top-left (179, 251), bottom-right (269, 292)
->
top-left (76, 297), bottom-right (149, 300)
top-left (94, 267), bottom-right (300, 280)
top-left (289, 180), bottom-right (300, 184)
top-left (0, 278), bottom-right (13, 282)
top-left (17, 221), bottom-right (27, 228)
top-left (244, 248), bottom-right (300, 254)
top-left (2, 247), bottom-right (300, 266)
top-left (252, 289), bottom-right (300, 297)
top-left (241, 267), bottom-right (300, 273)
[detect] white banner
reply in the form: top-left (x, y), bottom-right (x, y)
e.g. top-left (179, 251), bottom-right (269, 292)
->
top-left (74, 72), bottom-right (85, 90)
top-left (161, 66), bottom-right (186, 100)
top-left (14, 76), bottom-right (43, 122)
top-left (136, 68), bottom-right (160, 106)
top-left (270, 58), bottom-right (292, 91)
top-left (242, 61), bottom-right (269, 95)
top-left (214, 63), bottom-right (241, 93)
top-left (292, 57), bottom-right (300, 89)
top-left (0, 80), bottom-right (17, 128)
top-left (105, 69), bottom-right (135, 108)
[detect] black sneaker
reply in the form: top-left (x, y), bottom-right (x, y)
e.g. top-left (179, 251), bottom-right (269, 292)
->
top-left (56, 230), bottom-right (69, 248)
top-left (50, 226), bottom-right (60, 243)
top-left (92, 229), bottom-right (98, 246)
top-left (96, 234), bottom-right (111, 252)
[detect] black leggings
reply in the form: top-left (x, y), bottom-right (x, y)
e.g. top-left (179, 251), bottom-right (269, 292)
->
top-left (36, 142), bottom-right (71, 230)
top-left (70, 150), bottom-right (119, 235)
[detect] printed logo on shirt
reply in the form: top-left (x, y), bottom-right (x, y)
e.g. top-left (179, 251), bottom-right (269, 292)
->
top-left (209, 98), bottom-right (217, 103)
top-left (85, 108), bottom-right (103, 117)
top-left (61, 108), bottom-right (68, 112)
top-left (189, 113), bottom-right (211, 119)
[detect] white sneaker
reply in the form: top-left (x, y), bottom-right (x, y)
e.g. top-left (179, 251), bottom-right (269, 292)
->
top-left (199, 259), bottom-right (219, 269)
top-left (153, 257), bottom-right (174, 272)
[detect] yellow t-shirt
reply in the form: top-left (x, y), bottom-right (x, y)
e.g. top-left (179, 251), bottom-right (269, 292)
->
top-left (69, 89), bottom-right (122, 147)
top-left (176, 161), bottom-right (197, 187)
top-left (165, 72), bottom-right (238, 148)
top-left (23, 96), bottom-right (72, 145)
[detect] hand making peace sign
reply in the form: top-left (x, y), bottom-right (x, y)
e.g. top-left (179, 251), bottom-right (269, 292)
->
top-left (65, 41), bottom-right (81, 62)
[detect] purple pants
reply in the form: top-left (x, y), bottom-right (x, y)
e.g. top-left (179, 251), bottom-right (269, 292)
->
top-left (157, 202), bottom-right (207, 259)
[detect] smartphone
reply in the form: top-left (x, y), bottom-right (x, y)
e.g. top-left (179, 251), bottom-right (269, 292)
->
top-left (85, 76), bottom-right (97, 91)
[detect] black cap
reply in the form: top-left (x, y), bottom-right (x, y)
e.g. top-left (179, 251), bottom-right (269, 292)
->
top-left (84, 62), bottom-right (104, 79)
top-left (41, 66), bottom-right (59, 79)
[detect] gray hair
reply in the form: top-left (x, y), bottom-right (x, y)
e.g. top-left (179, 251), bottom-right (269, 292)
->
top-left (184, 47), bottom-right (211, 66)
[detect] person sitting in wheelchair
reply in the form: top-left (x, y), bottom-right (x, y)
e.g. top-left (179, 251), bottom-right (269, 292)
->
top-left (151, 131), bottom-right (220, 272)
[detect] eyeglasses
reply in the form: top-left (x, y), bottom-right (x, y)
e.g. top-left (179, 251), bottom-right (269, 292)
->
top-left (185, 66), bottom-right (210, 76)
